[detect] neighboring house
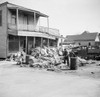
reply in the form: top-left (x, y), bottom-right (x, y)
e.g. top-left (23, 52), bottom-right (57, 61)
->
top-left (64, 31), bottom-right (100, 47)
top-left (0, 2), bottom-right (60, 58)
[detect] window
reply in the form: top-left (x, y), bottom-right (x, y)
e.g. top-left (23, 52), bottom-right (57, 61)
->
top-left (12, 15), bottom-right (16, 24)
top-left (88, 42), bottom-right (91, 46)
top-left (11, 11), bottom-right (16, 25)
top-left (8, 35), bottom-right (19, 52)
top-left (0, 10), bottom-right (2, 26)
top-left (79, 43), bottom-right (81, 45)
top-left (23, 14), bottom-right (28, 25)
top-left (43, 38), bottom-right (48, 46)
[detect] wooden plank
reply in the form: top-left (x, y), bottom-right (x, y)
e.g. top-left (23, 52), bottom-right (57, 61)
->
top-left (26, 36), bottom-right (27, 54)
top-left (16, 8), bottom-right (19, 30)
top-left (0, 4), bottom-right (8, 58)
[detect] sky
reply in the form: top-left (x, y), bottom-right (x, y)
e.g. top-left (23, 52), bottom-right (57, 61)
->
top-left (0, 0), bottom-right (100, 37)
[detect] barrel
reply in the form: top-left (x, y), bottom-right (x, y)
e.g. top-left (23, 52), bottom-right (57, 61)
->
top-left (70, 57), bottom-right (78, 70)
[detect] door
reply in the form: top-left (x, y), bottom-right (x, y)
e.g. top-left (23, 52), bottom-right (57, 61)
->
top-left (23, 15), bottom-right (28, 30)
top-left (27, 37), bottom-right (33, 54)
top-left (20, 37), bottom-right (26, 52)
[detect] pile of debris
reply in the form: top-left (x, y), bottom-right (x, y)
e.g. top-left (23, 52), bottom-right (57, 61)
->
top-left (6, 47), bottom-right (91, 71)
top-left (77, 57), bottom-right (88, 66)
top-left (6, 46), bottom-right (64, 70)
top-left (6, 51), bottom-right (26, 65)
top-left (28, 47), bottom-right (63, 69)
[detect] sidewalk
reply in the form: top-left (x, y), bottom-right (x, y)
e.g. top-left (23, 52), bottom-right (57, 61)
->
top-left (0, 60), bottom-right (17, 66)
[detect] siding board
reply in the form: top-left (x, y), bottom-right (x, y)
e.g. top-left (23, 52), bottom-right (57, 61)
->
top-left (0, 4), bottom-right (7, 58)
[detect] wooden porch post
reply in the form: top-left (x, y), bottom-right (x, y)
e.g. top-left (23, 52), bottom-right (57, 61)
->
top-left (26, 36), bottom-right (27, 54)
top-left (19, 36), bottom-right (20, 51)
top-left (34, 12), bottom-right (36, 30)
top-left (16, 8), bottom-right (19, 30)
top-left (38, 17), bottom-right (40, 31)
top-left (33, 37), bottom-right (36, 48)
top-left (41, 37), bottom-right (43, 48)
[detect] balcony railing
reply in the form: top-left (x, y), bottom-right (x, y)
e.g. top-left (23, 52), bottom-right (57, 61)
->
top-left (8, 23), bottom-right (17, 30)
top-left (35, 26), bottom-right (60, 36)
top-left (8, 23), bottom-right (60, 37)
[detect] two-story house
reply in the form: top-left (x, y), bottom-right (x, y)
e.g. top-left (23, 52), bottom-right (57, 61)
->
top-left (0, 2), bottom-right (60, 58)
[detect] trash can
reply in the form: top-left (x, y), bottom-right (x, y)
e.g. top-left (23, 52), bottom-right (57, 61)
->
top-left (26, 55), bottom-right (30, 64)
top-left (70, 57), bottom-right (78, 70)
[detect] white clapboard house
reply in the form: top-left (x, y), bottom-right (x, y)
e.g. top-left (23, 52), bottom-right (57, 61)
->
top-left (0, 2), bottom-right (60, 58)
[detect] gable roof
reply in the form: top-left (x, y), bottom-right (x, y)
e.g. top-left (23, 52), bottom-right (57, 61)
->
top-left (64, 31), bottom-right (99, 43)
top-left (75, 31), bottom-right (98, 41)
top-left (64, 34), bottom-right (80, 43)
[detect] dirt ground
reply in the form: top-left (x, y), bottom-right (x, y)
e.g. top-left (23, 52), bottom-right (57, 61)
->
top-left (0, 61), bottom-right (100, 97)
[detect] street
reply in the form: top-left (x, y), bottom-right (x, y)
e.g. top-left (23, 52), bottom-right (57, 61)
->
top-left (0, 61), bottom-right (100, 97)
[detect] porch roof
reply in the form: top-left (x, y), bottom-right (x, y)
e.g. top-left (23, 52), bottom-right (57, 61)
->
top-left (6, 2), bottom-right (48, 17)
top-left (8, 30), bottom-right (55, 40)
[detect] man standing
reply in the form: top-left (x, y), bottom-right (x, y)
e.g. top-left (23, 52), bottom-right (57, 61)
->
top-left (63, 49), bottom-right (69, 66)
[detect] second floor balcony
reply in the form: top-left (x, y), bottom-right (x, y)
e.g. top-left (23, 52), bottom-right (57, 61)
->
top-left (8, 23), bottom-right (60, 37)
top-left (7, 3), bottom-right (60, 38)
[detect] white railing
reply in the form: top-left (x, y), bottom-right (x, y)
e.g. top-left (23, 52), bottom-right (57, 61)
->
top-left (35, 26), bottom-right (60, 36)
top-left (8, 23), bottom-right (17, 30)
top-left (8, 24), bottom-right (60, 37)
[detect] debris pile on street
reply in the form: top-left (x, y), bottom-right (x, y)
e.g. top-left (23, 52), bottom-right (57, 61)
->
top-left (6, 47), bottom-right (95, 71)
top-left (6, 47), bottom-right (64, 70)
top-left (77, 57), bottom-right (88, 66)
top-left (28, 47), bottom-right (63, 69)
top-left (6, 51), bottom-right (26, 65)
